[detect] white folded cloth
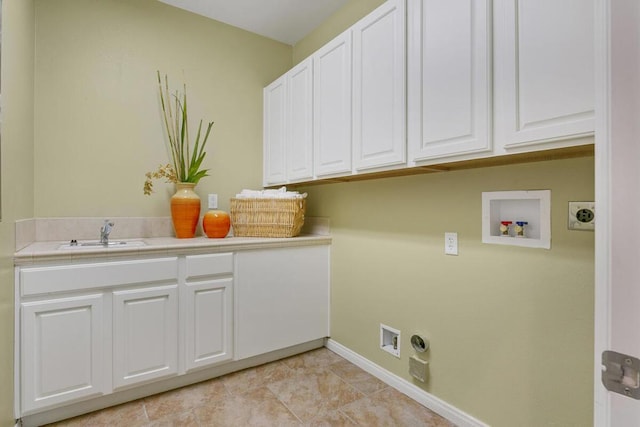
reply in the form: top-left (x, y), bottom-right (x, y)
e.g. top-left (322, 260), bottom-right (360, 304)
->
top-left (235, 187), bottom-right (307, 199)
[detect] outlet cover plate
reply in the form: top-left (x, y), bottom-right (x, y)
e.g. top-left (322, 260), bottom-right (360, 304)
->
top-left (409, 356), bottom-right (429, 383)
top-left (208, 194), bottom-right (218, 210)
top-left (568, 201), bottom-right (595, 231)
top-left (445, 232), bottom-right (458, 255)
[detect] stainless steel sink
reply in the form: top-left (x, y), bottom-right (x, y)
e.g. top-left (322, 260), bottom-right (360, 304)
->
top-left (58, 240), bottom-right (146, 250)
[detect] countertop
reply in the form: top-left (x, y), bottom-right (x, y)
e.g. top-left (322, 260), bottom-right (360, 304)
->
top-left (14, 234), bottom-right (332, 266)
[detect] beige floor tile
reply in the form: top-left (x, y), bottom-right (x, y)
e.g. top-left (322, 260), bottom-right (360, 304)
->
top-left (45, 399), bottom-right (148, 427)
top-left (144, 409), bottom-right (200, 427)
top-left (44, 349), bottom-right (457, 427)
top-left (268, 370), bottom-right (363, 423)
top-left (282, 348), bottom-right (345, 373)
top-left (195, 386), bottom-right (301, 426)
top-left (304, 409), bottom-right (358, 426)
top-left (144, 378), bottom-right (227, 421)
top-left (328, 359), bottom-right (388, 395)
top-left (340, 387), bottom-right (456, 427)
top-left (222, 360), bottom-right (296, 395)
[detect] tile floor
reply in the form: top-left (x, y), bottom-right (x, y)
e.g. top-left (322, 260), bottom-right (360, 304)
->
top-left (46, 348), bottom-right (454, 426)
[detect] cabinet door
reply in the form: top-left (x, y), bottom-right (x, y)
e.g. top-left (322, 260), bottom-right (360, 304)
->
top-left (313, 31), bottom-right (353, 177)
top-left (407, 0), bottom-right (491, 162)
top-left (263, 75), bottom-right (287, 186)
top-left (353, 0), bottom-right (406, 171)
top-left (287, 58), bottom-right (314, 182)
top-left (493, 0), bottom-right (594, 149)
top-left (21, 294), bottom-right (105, 413)
top-left (184, 278), bottom-right (233, 371)
top-left (112, 285), bottom-right (178, 389)
top-left (235, 246), bottom-right (330, 360)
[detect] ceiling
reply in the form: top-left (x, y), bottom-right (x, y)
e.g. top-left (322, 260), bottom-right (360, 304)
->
top-left (157, 0), bottom-right (350, 45)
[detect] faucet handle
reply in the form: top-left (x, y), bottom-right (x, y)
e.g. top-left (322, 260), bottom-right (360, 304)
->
top-left (100, 220), bottom-right (114, 243)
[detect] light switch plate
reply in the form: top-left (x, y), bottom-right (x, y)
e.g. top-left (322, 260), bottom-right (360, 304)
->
top-left (568, 201), bottom-right (595, 231)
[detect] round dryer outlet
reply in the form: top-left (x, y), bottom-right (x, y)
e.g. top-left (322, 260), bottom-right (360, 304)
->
top-left (568, 201), bottom-right (595, 231)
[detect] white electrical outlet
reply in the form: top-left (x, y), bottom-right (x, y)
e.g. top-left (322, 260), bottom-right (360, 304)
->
top-left (568, 201), bottom-right (595, 231)
top-left (208, 194), bottom-right (218, 210)
top-left (445, 232), bottom-right (458, 255)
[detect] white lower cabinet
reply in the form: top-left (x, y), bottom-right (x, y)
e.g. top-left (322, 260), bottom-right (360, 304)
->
top-left (184, 279), bottom-right (233, 371)
top-left (21, 294), bottom-right (105, 413)
top-left (112, 285), bottom-right (179, 389)
top-left (16, 245), bottom-right (329, 421)
top-left (235, 245), bottom-right (330, 360)
top-left (184, 253), bottom-right (234, 371)
top-left (17, 257), bottom-right (181, 413)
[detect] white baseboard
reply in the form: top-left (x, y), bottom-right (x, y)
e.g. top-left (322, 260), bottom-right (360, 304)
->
top-left (325, 339), bottom-right (489, 427)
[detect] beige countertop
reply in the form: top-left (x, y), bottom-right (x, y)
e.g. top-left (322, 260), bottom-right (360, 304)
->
top-left (14, 234), bottom-right (332, 266)
top-left (14, 216), bottom-right (331, 265)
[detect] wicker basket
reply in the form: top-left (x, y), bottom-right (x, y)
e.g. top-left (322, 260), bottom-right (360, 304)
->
top-left (230, 197), bottom-right (306, 238)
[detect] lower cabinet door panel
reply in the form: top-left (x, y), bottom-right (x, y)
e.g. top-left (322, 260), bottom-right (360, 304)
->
top-left (21, 294), bottom-right (105, 413)
top-left (112, 285), bottom-right (178, 389)
top-left (185, 278), bottom-right (233, 371)
top-left (236, 246), bottom-right (330, 360)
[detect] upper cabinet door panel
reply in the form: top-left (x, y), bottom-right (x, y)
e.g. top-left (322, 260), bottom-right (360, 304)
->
top-left (287, 58), bottom-right (314, 182)
top-left (493, 0), bottom-right (594, 148)
top-left (313, 31), bottom-right (353, 177)
top-left (408, 0), bottom-right (491, 162)
top-left (263, 76), bottom-right (287, 186)
top-left (353, 0), bottom-right (406, 171)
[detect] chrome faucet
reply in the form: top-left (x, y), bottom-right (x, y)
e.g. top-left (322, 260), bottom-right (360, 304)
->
top-left (100, 220), bottom-right (114, 245)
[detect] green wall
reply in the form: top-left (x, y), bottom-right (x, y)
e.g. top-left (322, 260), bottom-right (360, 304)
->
top-left (293, 0), bottom-right (386, 64)
top-left (302, 158), bottom-right (594, 426)
top-left (33, 0), bottom-right (291, 217)
top-left (294, 0), bottom-right (595, 425)
top-left (0, 1), bottom-right (36, 425)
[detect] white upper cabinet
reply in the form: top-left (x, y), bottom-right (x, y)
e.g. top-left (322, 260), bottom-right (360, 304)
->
top-left (286, 58), bottom-right (314, 182)
top-left (352, 0), bottom-right (406, 171)
top-left (263, 0), bottom-right (594, 185)
top-left (407, 0), bottom-right (491, 163)
top-left (313, 30), bottom-right (353, 177)
top-left (263, 76), bottom-right (287, 186)
top-left (493, 0), bottom-right (595, 150)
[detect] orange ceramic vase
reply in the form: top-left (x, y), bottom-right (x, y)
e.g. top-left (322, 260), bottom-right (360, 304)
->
top-left (171, 183), bottom-right (201, 238)
top-left (203, 210), bottom-right (231, 238)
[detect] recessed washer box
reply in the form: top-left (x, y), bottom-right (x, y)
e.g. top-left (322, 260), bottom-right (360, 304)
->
top-left (482, 190), bottom-right (551, 249)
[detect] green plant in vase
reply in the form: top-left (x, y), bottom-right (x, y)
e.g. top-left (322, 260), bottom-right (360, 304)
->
top-left (144, 72), bottom-right (214, 238)
top-left (144, 71), bottom-right (214, 194)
